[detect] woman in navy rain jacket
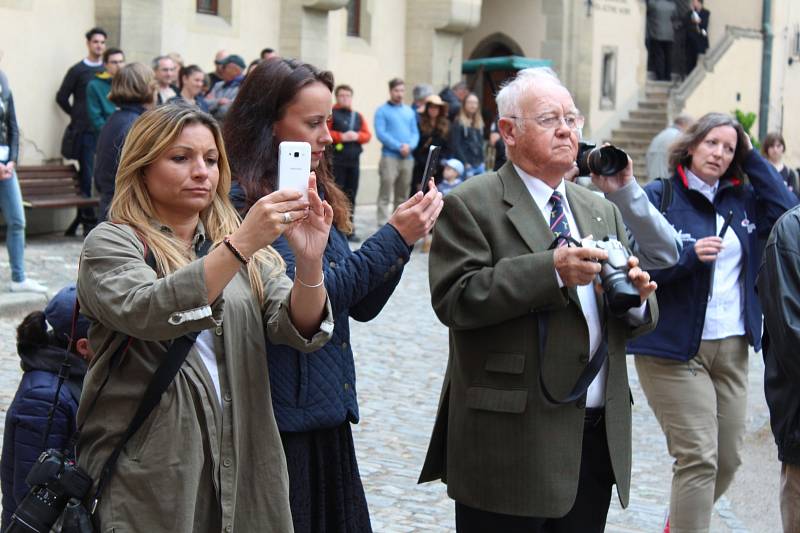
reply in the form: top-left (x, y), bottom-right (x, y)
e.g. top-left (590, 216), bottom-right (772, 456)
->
top-left (223, 58), bottom-right (443, 533)
top-left (1, 286), bottom-right (92, 530)
top-left (629, 113), bottom-right (797, 533)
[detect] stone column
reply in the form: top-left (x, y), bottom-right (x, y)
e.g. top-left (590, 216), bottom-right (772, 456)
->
top-left (279, 0), bottom-right (349, 69)
top-left (95, 0), bottom-right (164, 64)
top-left (405, 0), bottom-right (483, 93)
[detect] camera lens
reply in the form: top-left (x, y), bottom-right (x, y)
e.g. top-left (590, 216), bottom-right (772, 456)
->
top-left (294, 152), bottom-right (299, 157)
top-left (587, 145), bottom-right (628, 176)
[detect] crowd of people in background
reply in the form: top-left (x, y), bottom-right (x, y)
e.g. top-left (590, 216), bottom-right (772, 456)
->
top-left (2, 18), bottom-right (800, 533)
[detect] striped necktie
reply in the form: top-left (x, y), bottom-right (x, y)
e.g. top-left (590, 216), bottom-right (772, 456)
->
top-left (549, 191), bottom-right (571, 245)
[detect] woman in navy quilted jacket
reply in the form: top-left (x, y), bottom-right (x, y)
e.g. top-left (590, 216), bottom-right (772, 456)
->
top-left (0, 285), bottom-right (92, 529)
top-left (223, 58), bottom-right (443, 533)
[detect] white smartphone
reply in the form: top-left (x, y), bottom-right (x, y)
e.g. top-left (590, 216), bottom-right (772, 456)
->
top-left (278, 141), bottom-right (312, 201)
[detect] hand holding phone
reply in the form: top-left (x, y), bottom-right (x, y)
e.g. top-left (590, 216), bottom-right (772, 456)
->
top-left (421, 145), bottom-right (442, 193)
top-left (278, 141), bottom-right (312, 201)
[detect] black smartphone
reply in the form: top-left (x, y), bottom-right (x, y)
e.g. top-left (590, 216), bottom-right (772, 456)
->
top-left (421, 145), bottom-right (441, 193)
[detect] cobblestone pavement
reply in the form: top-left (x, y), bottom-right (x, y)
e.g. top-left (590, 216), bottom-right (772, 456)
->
top-left (0, 208), bottom-right (782, 532)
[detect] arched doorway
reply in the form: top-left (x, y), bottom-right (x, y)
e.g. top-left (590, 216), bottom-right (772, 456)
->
top-left (466, 32), bottom-right (525, 128)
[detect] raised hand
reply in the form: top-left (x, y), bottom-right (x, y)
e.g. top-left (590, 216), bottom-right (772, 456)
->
top-left (231, 189), bottom-right (310, 258)
top-left (284, 172), bottom-right (334, 264)
top-left (388, 179), bottom-right (444, 245)
top-left (591, 152), bottom-right (634, 193)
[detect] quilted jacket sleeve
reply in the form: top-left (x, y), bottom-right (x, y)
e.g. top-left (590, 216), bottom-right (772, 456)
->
top-left (271, 224), bottom-right (411, 322)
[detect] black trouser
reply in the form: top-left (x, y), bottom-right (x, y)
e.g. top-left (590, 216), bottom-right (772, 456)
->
top-left (455, 408), bottom-right (615, 533)
top-left (332, 161), bottom-right (359, 220)
top-left (649, 40), bottom-right (673, 81)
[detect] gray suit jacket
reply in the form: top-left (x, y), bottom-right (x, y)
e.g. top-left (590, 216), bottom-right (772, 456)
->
top-left (419, 162), bottom-right (658, 518)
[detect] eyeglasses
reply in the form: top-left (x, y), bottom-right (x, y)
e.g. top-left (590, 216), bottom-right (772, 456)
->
top-left (506, 113), bottom-right (585, 131)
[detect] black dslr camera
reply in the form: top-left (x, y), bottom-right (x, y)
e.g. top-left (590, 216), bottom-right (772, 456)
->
top-left (576, 142), bottom-right (629, 176)
top-left (583, 236), bottom-right (642, 316)
top-left (5, 449), bottom-right (93, 533)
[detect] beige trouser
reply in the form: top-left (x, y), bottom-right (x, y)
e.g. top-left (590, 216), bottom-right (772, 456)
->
top-left (377, 155), bottom-right (413, 226)
top-left (782, 462), bottom-right (800, 532)
top-left (635, 336), bottom-right (748, 533)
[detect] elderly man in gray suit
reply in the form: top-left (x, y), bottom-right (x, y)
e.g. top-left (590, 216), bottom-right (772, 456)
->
top-left (419, 68), bottom-right (659, 532)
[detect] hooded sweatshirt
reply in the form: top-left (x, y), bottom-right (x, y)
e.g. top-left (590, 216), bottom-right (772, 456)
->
top-left (86, 71), bottom-right (116, 133)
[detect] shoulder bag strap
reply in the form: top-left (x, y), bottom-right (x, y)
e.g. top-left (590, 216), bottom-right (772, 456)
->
top-left (87, 236), bottom-right (213, 514)
top-left (656, 177), bottom-right (673, 215)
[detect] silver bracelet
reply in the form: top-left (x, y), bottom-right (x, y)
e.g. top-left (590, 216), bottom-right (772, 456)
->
top-left (294, 268), bottom-right (325, 288)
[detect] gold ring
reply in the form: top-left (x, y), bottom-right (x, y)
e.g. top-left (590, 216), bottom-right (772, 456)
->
top-left (283, 212), bottom-right (292, 224)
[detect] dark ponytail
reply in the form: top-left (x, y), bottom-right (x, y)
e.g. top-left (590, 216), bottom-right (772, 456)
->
top-left (16, 311), bottom-right (50, 348)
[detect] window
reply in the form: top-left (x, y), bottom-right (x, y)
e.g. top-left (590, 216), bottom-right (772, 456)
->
top-left (347, 0), bottom-right (360, 37)
top-left (197, 0), bottom-right (218, 16)
top-left (600, 46), bottom-right (617, 110)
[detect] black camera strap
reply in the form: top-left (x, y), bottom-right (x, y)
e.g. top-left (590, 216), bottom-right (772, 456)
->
top-left (540, 233), bottom-right (609, 405)
top-left (537, 314), bottom-right (609, 405)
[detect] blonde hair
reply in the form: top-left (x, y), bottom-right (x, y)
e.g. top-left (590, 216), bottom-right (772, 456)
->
top-left (456, 93), bottom-right (484, 130)
top-left (108, 103), bottom-right (283, 303)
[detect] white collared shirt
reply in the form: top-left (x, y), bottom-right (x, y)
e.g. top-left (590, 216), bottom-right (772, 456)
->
top-left (514, 164), bottom-right (607, 407)
top-left (685, 170), bottom-right (746, 339)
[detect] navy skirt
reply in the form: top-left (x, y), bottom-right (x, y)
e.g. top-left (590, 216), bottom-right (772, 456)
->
top-left (280, 422), bottom-right (373, 533)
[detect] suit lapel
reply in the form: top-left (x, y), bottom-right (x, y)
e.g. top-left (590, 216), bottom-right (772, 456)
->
top-left (500, 163), bottom-right (555, 253)
top-left (566, 183), bottom-right (607, 321)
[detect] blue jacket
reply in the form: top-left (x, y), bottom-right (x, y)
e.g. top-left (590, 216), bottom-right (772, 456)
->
top-left (629, 150), bottom-right (798, 360)
top-left (374, 101), bottom-right (419, 159)
top-left (269, 223), bottom-right (411, 432)
top-left (1, 345), bottom-right (86, 529)
top-left (94, 104), bottom-right (146, 221)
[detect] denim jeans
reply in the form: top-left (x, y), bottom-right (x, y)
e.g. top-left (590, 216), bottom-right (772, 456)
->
top-left (0, 170), bottom-right (27, 282)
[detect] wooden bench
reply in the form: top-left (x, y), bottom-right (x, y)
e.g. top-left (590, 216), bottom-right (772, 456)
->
top-left (16, 164), bottom-right (99, 236)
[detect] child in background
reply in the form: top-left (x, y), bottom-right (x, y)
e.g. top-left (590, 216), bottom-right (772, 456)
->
top-left (0, 285), bottom-right (93, 530)
top-left (439, 158), bottom-right (464, 196)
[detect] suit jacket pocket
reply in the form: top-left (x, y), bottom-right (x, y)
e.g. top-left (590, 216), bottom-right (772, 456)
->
top-left (466, 386), bottom-right (528, 414)
top-left (484, 352), bottom-right (526, 374)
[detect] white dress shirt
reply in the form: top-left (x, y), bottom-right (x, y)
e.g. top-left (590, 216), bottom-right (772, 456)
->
top-left (514, 165), bottom-right (608, 407)
top-left (685, 170), bottom-right (746, 339)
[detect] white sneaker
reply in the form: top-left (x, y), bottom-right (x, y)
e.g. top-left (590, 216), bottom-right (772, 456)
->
top-left (9, 278), bottom-right (49, 294)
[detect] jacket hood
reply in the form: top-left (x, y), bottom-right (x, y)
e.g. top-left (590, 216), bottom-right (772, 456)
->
top-left (17, 342), bottom-right (88, 379)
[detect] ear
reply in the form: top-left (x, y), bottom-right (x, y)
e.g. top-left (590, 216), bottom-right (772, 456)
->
top-left (497, 117), bottom-right (517, 148)
top-left (76, 338), bottom-right (94, 361)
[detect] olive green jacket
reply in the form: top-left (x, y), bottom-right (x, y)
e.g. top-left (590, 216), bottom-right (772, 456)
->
top-left (418, 163), bottom-right (658, 517)
top-left (76, 222), bottom-right (333, 532)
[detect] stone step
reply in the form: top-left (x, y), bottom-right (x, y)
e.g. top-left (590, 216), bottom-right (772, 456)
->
top-left (645, 80), bottom-right (673, 90)
top-left (624, 148), bottom-right (648, 159)
top-left (611, 130), bottom-right (660, 143)
top-left (620, 118), bottom-right (664, 130)
top-left (639, 100), bottom-right (668, 110)
top-left (611, 138), bottom-right (652, 150)
top-left (630, 109), bottom-right (669, 122)
top-left (643, 90), bottom-right (670, 102)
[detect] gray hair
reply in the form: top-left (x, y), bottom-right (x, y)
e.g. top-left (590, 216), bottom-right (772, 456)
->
top-left (496, 67), bottom-right (566, 119)
top-left (152, 55), bottom-right (174, 70)
top-left (673, 113), bottom-right (693, 129)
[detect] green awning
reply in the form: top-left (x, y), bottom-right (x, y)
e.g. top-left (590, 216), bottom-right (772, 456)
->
top-left (461, 56), bottom-right (553, 74)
